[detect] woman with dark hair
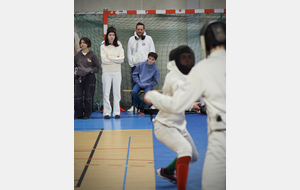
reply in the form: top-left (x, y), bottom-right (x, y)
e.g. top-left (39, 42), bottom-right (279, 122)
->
top-left (74, 37), bottom-right (100, 119)
top-left (100, 29), bottom-right (124, 119)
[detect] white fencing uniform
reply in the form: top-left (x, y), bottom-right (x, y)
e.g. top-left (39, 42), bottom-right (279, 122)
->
top-left (146, 49), bottom-right (226, 190)
top-left (154, 60), bottom-right (199, 163)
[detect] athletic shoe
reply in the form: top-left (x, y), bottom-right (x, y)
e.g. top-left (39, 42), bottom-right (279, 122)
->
top-left (104, 115), bottom-right (110, 119)
top-left (127, 106), bottom-right (136, 112)
top-left (150, 105), bottom-right (156, 109)
top-left (114, 115), bottom-right (120, 118)
top-left (138, 110), bottom-right (145, 115)
top-left (156, 168), bottom-right (177, 184)
top-left (138, 107), bottom-right (145, 115)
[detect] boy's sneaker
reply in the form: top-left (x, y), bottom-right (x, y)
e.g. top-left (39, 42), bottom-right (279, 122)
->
top-left (156, 168), bottom-right (176, 184)
top-left (150, 105), bottom-right (156, 109)
top-left (138, 107), bottom-right (145, 115)
top-left (127, 106), bottom-right (136, 112)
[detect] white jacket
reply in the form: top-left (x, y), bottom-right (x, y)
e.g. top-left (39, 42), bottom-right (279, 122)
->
top-left (154, 60), bottom-right (194, 131)
top-left (74, 32), bottom-right (81, 55)
top-left (100, 44), bottom-right (124, 72)
top-left (146, 49), bottom-right (226, 131)
top-left (127, 31), bottom-right (155, 67)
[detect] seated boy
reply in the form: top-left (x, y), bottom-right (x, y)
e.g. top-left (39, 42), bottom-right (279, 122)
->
top-left (132, 52), bottom-right (159, 115)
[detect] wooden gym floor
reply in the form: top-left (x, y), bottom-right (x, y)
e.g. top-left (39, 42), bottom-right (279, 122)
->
top-left (74, 111), bottom-right (208, 190)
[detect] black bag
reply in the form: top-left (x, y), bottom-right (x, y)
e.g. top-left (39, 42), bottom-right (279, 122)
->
top-left (144, 109), bottom-right (159, 114)
top-left (199, 104), bottom-right (207, 115)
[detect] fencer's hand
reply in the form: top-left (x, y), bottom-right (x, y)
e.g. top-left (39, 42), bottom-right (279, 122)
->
top-left (191, 102), bottom-right (201, 111)
top-left (144, 91), bottom-right (152, 105)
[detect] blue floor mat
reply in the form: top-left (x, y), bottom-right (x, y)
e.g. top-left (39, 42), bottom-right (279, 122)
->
top-left (153, 114), bottom-right (208, 190)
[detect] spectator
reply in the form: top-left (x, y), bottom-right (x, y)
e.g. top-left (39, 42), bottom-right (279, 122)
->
top-left (127, 22), bottom-right (155, 111)
top-left (100, 29), bottom-right (125, 119)
top-left (132, 52), bottom-right (159, 115)
top-left (100, 26), bottom-right (125, 113)
top-left (74, 37), bottom-right (100, 119)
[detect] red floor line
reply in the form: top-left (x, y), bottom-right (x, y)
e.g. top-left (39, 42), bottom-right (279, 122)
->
top-left (77, 164), bottom-right (152, 167)
top-left (107, 164), bottom-right (123, 166)
top-left (130, 165), bottom-right (146, 167)
top-left (74, 158), bottom-right (154, 161)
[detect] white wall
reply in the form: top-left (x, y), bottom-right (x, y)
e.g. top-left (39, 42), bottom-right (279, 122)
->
top-left (199, 0), bottom-right (226, 9)
top-left (74, 0), bottom-right (225, 12)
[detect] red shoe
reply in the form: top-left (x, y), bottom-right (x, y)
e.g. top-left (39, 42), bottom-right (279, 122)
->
top-left (120, 106), bottom-right (125, 112)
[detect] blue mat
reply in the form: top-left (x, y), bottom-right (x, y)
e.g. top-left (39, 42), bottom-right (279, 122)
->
top-left (152, 114), bottom-right (208, 190)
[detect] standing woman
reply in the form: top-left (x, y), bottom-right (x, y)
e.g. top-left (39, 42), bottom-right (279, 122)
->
top-left (74, 37), bottom-right (100, 119)
top-left (100, 29), bottom-right (124, 119)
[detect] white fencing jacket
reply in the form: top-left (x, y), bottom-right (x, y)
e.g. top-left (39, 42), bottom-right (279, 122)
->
top-left (146, 49), bottom-right (226, 131)
top-left (154, 60), bottom-right (194, 131)
top-left (127, 31), bottom-right (155, 67)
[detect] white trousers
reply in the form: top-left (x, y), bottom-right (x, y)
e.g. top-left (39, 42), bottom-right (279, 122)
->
top-left (102, 71), bottom-right (122, 116)
top-left (154, 120), bottom-right (199, 163)
top-left (202, 129), bottom-right (226, 190)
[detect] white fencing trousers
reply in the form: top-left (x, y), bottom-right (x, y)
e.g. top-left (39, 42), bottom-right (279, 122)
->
top-left (102, 71), bottom-right (122, 117)
top-left (154, 120), bottom-right (199, 163)
top-left (202, 129), bottom-right (226, 190)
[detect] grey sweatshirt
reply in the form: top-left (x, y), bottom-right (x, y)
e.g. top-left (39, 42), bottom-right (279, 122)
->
top-left (74, 50), bottom-right (100, 76)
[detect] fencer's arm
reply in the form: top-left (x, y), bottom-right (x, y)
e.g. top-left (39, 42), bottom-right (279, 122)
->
top-left (144, 68), bottom-right (203, 114)
top-left (170, 78), bottom-right (194, 111)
